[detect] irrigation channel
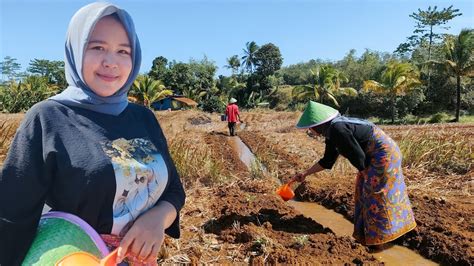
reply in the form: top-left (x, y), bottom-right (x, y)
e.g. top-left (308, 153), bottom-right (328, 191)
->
top-left (228, 136), bottom-right (437, 266)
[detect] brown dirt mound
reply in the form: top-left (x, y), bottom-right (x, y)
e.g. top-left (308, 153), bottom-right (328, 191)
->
top-left (204, 132), bottom-right (248, 179)
top-left (203, 183), bottom-right (379, 264)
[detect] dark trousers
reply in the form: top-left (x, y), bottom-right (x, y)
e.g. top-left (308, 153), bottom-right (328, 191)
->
top-left (228, 122), bottom-right (236, 136)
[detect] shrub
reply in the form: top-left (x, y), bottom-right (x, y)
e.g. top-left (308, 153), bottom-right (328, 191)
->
top-left (428, 112), bottom-right (450, 123)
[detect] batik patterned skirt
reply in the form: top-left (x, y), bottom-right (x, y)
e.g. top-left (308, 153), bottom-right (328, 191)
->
top-left (353, 126), bottom-right (416, 245)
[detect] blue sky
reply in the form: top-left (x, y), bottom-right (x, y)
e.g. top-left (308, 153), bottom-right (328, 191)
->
top-left (1, 0), bottom-right (473, 76)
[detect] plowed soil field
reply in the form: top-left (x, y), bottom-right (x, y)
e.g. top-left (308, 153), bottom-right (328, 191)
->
top-left (1, 110), bottom-right (472, 265)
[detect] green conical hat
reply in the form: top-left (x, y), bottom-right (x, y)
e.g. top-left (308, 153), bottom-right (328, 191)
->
top-left (296, 101), bottom-right (339, 128)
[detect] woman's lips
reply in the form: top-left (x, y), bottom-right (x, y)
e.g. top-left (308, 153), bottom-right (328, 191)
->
top-left (97, 73), bottom-right (119, 82)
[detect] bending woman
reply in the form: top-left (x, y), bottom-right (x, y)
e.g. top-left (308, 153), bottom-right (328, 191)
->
top-left (291, 101), bottom-right (416, 247)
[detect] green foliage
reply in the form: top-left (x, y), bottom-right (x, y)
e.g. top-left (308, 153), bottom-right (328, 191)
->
top-left (460, 115), bottom-right (474, 123)
top-left (27, 59), bottom-right (66, 87)
top-left (396, 5), bottom-right (462, 58)
top-left (0, 76), bottom-right (54, 113)
top-left (188, 57), bottom-right (218, 95)
top-left (225, 55), bottom-right (241, 76)
top-left (200, 95), bottom-right (225, 113)
top-left (0, 56), bottom-right (21, 81)
top-left (442, 29), bottom-right (474, 121)
top-left (161, 57), bottom-right (217, 104)
top-left (292, 65), bottom-right (357, 107)
top-left (339, 91), bottom-right (384, 118)
top-left (397, 87), bottom-right (426, 118)
top-left (148, 56), bottom-right (169, 81)
top-left (336, 49), bottom-right (390, 90)
top-left (165, 62), bottom-right (193, 94)
top-left (130, 75), bottom-right (173, 107)
top-left (278, 59), bottom-right (321, 85)
top-left (428, 112), bottom-right (450, 123)
top-left (254, 43), bottom-right (283, 77)
top-left (216, 75), bottom-right (246, 97)
top-left (241, 41), bottom-right (259, 73)
top-left (363, 61), bottom-right (422, 123)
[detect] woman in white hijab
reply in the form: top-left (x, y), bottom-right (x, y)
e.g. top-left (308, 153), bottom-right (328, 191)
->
top-left (0, 3), bottom-right (185, 265)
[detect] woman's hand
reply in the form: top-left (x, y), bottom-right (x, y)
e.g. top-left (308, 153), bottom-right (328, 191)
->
top-left (117, 211), bottom-right (165, 263)
top-left (117, 201), bottom-right (177, 264)
top-left (291, 172), bottom-right (306, 183)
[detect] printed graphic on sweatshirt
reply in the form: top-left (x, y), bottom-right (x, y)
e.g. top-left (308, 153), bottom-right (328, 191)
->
top-left (102, 138), bottom-right (168, 235)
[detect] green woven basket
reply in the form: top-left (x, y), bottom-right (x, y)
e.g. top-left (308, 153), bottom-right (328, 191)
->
top-left (22, 211), bottom-right (110, 265)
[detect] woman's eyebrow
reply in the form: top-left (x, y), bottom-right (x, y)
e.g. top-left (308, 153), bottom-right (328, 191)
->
top-left (88, 40), bottom-right (131, 47)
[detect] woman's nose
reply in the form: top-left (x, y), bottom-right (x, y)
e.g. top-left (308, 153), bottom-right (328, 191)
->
top-left (102, 52), bottom-right (118, 68)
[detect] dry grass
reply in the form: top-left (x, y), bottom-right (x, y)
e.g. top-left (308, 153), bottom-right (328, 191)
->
top-left (169, 135), bottom-right (229, 188)
top-left (398, 128), bottom-right (473, 174)
top-left (0, 115), bottom-right (22, 166)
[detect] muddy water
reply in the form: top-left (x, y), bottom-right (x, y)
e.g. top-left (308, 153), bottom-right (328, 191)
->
top-left (230, 136), bottom-right (438, 266)
top-left (229, 136), bottom-right (266, 173)
top-left (229, 136), bottom-right (255, 168)
top-left (288, 201), bottom-right (437, 266)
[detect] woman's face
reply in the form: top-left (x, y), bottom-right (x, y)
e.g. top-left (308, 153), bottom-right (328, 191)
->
top-left (83, 16), bottom-right (132, 97)
top-left (307, 128), bottom-right (319, 138)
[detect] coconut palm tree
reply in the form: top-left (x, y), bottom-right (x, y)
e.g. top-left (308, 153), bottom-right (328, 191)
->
top-left (363, 61), bottom-right (421, 123)
top-left (440, 29), bottom-right (474, 122)
top-left (225, 55), bottom-right (241, 76)
top-left (292, 65), bottom-right (357, 107)
top-left (241, 41), bottom-right (259, 73)
top-left (131, 75), bottom-right (173, 108)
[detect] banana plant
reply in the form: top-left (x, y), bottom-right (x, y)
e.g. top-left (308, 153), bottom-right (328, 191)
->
top-left (131, 75), bottom-right (173, 107)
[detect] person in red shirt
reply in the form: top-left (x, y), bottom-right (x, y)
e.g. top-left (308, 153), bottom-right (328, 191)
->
top-left (225, 98), bottom-right (242, 136)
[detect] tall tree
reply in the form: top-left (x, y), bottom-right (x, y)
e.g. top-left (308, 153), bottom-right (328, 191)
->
top-left (165, 62), bottom-right (193, 95)
top-left (440, 29), bottom-right (474, 122)
top-left (396, 5), bottom-right (462, 58)
top-left (27, 59), bottom-right (66, 87)
top-left (148, 56), bottom-right (169, 81)
top-left (241, 41), bottom-right (259, 73)
top-left (395, 6), bottom-right (462, 93)
top-left (363, 62), bottom-right (421, 123)
top-left (225, 55), bottom-right (241, 76)
top-left (254, 43), bottom-right (283, 77)
top-left (0, 56), bottom-right (21, 81)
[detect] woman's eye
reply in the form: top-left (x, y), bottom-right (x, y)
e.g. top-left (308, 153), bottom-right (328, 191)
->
top-left (118, 50), bottom-right (131, 55)
top-left (90, 46), bottom-right (104, 51)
